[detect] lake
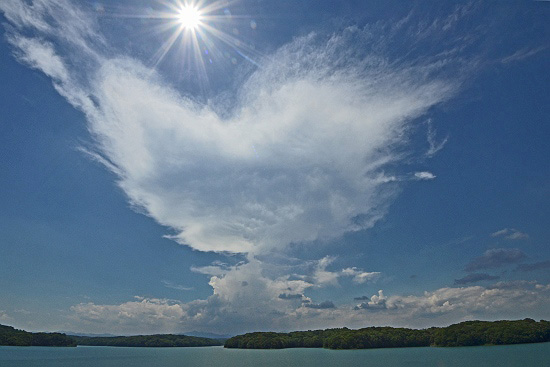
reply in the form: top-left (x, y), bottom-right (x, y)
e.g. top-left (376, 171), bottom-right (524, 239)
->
top-left (1, 343), bottom-right (549, 367)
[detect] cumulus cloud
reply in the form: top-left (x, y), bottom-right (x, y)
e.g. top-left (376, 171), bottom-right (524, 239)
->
top-left (490, 228), bottom-right (529, 240)
top-left (353, 281), bottom-right (550, 319)
top-left (454, 273), bottom-right (499, 285)
top-left (69, 280), bottom-right (550, 334)
top-left (70, 297), bottom-right (186, 334)
top-left (72, 259), bottom-right (320, 334)
top-left (312, 256), bottom-right (341, 287)
top-left (293, 257), bottom-right (380, 287)
top-left (354, 290), bottom-right (389, 310)
top-left (465, 248), bottom-right (526, 271)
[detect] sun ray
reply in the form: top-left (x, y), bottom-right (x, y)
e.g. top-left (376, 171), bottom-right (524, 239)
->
top-left (104, 0), bottom-right (263, 88)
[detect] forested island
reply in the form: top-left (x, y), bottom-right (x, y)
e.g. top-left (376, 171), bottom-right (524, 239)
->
top-left (0, 324), bottom-right (76, 347)
top-left (224, 319), bottom-right (550, 349)
top-left (0, 324), bottom-right (222, 347)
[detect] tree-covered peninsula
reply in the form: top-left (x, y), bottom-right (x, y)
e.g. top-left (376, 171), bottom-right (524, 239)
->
top-left (72, 334), bottom-right (223, 347)
top-left (0, 324), bottom-right (76, 347)
top-left (224, 319), bottom-right (550, 349)
top-left (1, 324), bottom-right (223, 347)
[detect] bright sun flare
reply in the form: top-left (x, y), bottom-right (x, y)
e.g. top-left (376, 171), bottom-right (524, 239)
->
top-left (178, 5), bottom-right (202, 29)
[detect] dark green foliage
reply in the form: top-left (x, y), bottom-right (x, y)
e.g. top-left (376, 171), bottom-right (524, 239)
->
top-left (431, 319), bottom-right (550, 347)
top-left (224, 319), bottom-right (550, 350)
top-left (72, 334), bottom-right (223, 347)
top-left (1, 324), bottom-right (222, 348)
top-left (0, 324), bottom-right (76, 347)
top-left (224, 327), bottom-right (431, 350)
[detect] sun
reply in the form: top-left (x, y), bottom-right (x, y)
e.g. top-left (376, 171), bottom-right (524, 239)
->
top-left (146, 0), bottom-right (261, 85)
top-left (178, 5), bottom-right (202, 30)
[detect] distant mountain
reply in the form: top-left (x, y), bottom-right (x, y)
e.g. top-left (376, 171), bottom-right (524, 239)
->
top-left (73, 334), bottom-right (223, 347)
top-left (184, 331), bottom-right (233, 340)
top-left (56, 331), bottom-right (117, 337)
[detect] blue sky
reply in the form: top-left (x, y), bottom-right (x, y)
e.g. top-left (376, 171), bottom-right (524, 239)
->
top-left (0, 0), bottom-right (549, 335)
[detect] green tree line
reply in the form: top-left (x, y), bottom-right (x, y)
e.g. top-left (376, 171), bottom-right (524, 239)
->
top-left (1, 324), bottom-right (223, 347)
top-left (224, 319), bottom-right (550, 349)
top-left (0, 324), bottom-right (76, 347)
top-left (72, 334), bottom-right (223, 347)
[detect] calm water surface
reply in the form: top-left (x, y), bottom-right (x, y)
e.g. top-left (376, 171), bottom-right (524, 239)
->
top-left (1, 343), bottom-right (549, 367)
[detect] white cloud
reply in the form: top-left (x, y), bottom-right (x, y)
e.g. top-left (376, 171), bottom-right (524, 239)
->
top-left (285, 256), bottom-right (380, 287)
top-left (70, 297), bottom-right (186, 334)
top-left (190, 265), bottom-right (230, 277)
top-left (4, 0), bottom-right (512, 334)
top-left (490, 228), bottom-right (529, 240)
top-left (353, 281), bottom-right (550, 323)
top-left (1, 0), bottom-right (457, 255)
top-left (70, 280), bottom-right (550, 334)
top-left (312, 256), bottom-right (341, 287)
top-left (506, 231), bottom-right (529, 240)
top-left (161, 280), bottom-right (194, 291)
top-left (414, 171), bottom-right (436, 180)
top-left (501, 47), bottom-right (547, 64)
top-left (8, 36), bottom-right (69, 81)
top-left (0, 0), bottom-right (104, 57)
top-left (425, 119), bottom-right (449, 158)
top-left (354, 290), bottom-right (389, 310)
top-left (87, 48), bottom-right (452, 254)
top-left (341, 267), bottom-right (381, 284)
top-left (491, 228), bottom-right (509, 237)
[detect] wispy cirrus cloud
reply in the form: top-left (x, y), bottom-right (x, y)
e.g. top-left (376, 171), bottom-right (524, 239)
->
top-left (425, 119), bottom-right (449, 158)
top-left (341, 267), bottom-right (381, 284)
top-left (161, 280), bottom-right (194, 291)
top-left (501, 47), bottom-right (547, 64)
top-left (491, 228), bottom-right (529, 240)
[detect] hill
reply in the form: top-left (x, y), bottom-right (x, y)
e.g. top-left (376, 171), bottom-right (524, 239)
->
top-left (224, 319), bottom-right (550, 349)
top-left (1, 324), bottom-right (224, 348)
top-left (0, 324), bottom-right (76, 347)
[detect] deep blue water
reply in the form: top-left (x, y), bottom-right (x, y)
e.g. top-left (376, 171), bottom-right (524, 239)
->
top-left (1, 343), bottom-right (549, 367)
